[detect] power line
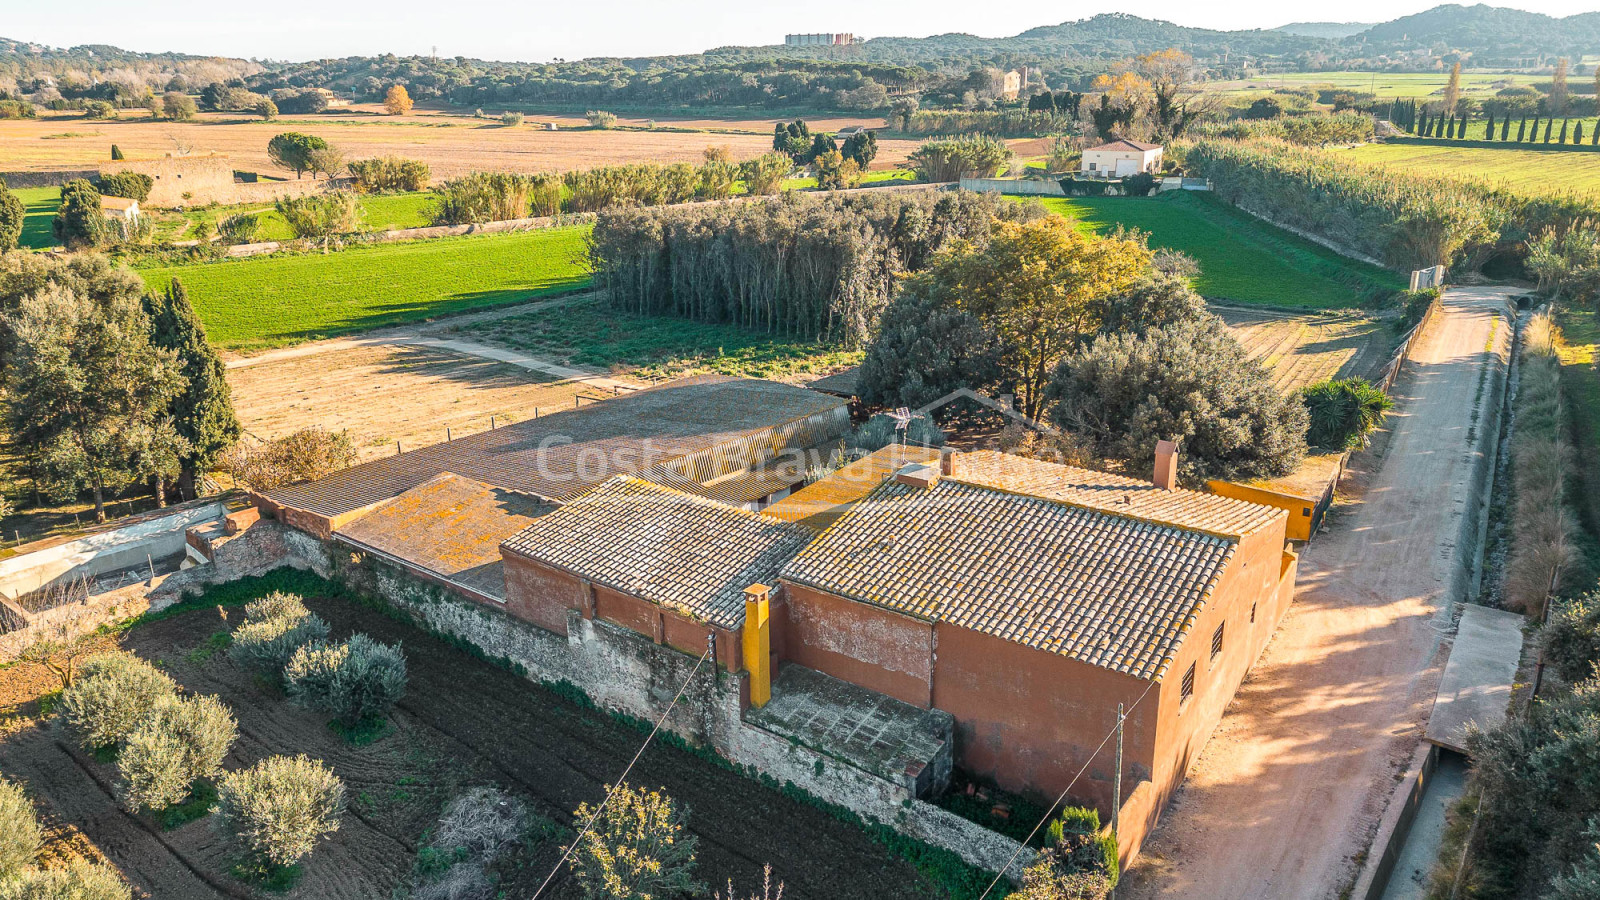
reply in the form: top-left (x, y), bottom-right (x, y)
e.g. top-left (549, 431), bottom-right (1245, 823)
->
top-left (976, 678), bottom-right (1160, 900)
top-left (529, 645), bottom-right (714, 900)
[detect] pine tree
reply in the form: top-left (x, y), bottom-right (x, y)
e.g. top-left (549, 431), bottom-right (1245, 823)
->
top-left (143, 280), bottom-right (241, 499)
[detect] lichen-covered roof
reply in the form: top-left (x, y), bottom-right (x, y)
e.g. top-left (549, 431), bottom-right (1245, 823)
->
top-left (264, 376), bottom-right (847, 519)
top-left (781, 471), bottom-right (1243, 681)
top-left (502, 476), bottom-right (812, 629)
top-left (952, 451), bottom-right (1283, 539)
top-left (333, 473), bottom-right (555, 601)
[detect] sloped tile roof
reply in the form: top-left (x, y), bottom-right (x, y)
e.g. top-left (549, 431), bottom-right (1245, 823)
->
top-left (781, 475), bottom-right (1239, 681)
top-left (1086, 139), bottom-right (1162, 152)
top-left (502, 476), bottom-right (812, 629)
top-left (263, 376), bottom-right (847, 518)
top-left (333, 473), bottom-right (555, 601)
top-left (765, 445), bottom-right (943, 531)
top-left (952, 451), bottom-right (1283, 539)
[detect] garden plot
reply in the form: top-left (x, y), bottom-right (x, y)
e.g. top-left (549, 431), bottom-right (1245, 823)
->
top-left (1217, 306), bottom-right (1393, 395)
top-left (0, 573), bottom-right (969, 900)
top-left (226, 344), bottom-right (595, 461)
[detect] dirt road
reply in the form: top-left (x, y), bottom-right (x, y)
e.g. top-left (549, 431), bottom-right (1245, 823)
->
top-left (1123, 286), bottom-right (1514, 899)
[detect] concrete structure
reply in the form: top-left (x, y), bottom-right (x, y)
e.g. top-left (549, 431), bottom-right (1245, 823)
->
top-left (785, 33), bottom-right (856, 46)
top-left (1081, 140), bottom-right (1164, 178)
top-left (1425, 604), bottom-right (1524, 754)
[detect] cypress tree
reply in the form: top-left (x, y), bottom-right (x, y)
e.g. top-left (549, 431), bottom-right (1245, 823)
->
top-left (1501, 115), bottom-right (1511, 141)
top-left (1577, 122), bottom-right (1586, 145)
top-left (1560, 119), bottom-right (1570, 143)
top-left (1418, 111), bottom-right (1429, 135)
top-left (110, 144), bottom-right (124, 161)
top-left (1544, 118), bottom-right (1553, 142)
top-left (1484, 111), bottom-right (1494, 140)
top-left (1593, 121), bottom-right (1599, 145)
top-left (1518, 118), bottom-right (1527, 141)
top-left (143, 279), bottom-right (242, 499)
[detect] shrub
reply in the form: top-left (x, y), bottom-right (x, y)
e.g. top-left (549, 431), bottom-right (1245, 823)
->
top-left (1301, 379), bottom-right (1394, 450)
top-left (409, 787), bottom-right (530, 900)
top-left (110, 144), bottom-right (123, 160)
top-left (118, 694), bottom-right (238, 812)
top-left (58, 652), bottom-right (177, 751)
top-left (217, 427), bottom-right (357, 490)
top-left (569, 782), bottom-right (702, 900)
top-left (1545, 590), bottom-right (1600, 685)
top-left (245, 591), bottom-right (311, 624)
top-left (1504, 326), bottom-right (1575, 615)
top-left (346, 156), bottom-right (431, 193)
top-left (740, 153), bottom-right (791, 196)
top-left (97, 172), bottom-right (153, 202)
top-left (52, 179), bottom-right (109, 249)
top-left (585, 110), bottom-right (617, 129)
top-left (563, 162), bottom-right (699, 212)
top-left (253, 99), bottom-right (277, 121)
top-left (0, 860), bottom-right (132, 900)
top-left (848, 413), bottom-right (947, 453)
top-left (1120, 172), bottom-right (1158, 197)
top-left (0, 100), bottom-right (36, 119)
top-left (715, 864), bottom-right (786, 900)
top-left (0, 778), bottom-right (42, 879)
top-left (214, 755), bottom-right (345, 870)
top-left (814, 150), bottom-right (861, 191)
top-left (857, 288), bottom-right (1003, 410)
top-left (218, 212), bottom-right (260, 244)
top-left (82, 101), bottom-right (117, 120)
top-left (276, 191), bottom-right (361, 249)
top-left (908, 135), bottom-right (1014, 182)
top-left (161, 92), bottom-right (197, 121)
top-left (0, 179), bottom-right (23, 253)
top-left (229, 612), bottom-right (330, 677)
top-left (500, 111), bottom-right (524, 127)
top-left (1047, 313), bottom-right (1309, 484)
top-left (431, 171), bottom-right (536, 224)
top-left (284, 634), bottom-right (406, 727)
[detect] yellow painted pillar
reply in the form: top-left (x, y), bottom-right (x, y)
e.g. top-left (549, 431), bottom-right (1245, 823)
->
top-left (743, 583), bottom-right (771, 708)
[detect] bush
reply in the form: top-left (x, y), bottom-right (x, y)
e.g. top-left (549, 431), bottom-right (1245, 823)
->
top-left (848, 413), bottom-right (947, 453)
top-left (0, 179), bottom-right (23, 253)
top-left (253, 99), bottom-right (277, 121)
top-left (1545, 590), bottom-right (1600, 685)
top-left (215, 755), bottom-right (345, 870)
top-left (161, 92), bottom-right (197, 121)
top-left (82, 101), bottom-right (117, 120)
top-left (118, 694), bottom-right (237, 812)
top-left (217, 427), bottom-right (357, 490)
top-left (346, 156), bottom-right (431, 193)
top-left (908, 135), bottom-right (1014, 182)
top-left (586, 110), bottom-right (617, 129)
top-left (229, 611), bottom-right (330, 677)
top-left (246, 591), bottom-right (312, 624)
top-left (563, 162), bottom-right (700, 212)
top-left (97, 172), bottom-right (154, 202)
top-left (218, 212), bottom-right (260, 244)
top-left (284, 634), bottom-right (406, 727)
top-left (0, 778), bottom-right (42, 879)
top-left (740, 153), bottom-right (791, 196)
top-left (1120, 172), bottom-right (1158, 197)
top-left (500, 111), bottom-right (524, 127)
top-left (0, 100), bottom-right (36, 119)
top-left (58, 652), bottom-right (177, 751)
top-left (857, 288), bottom-right (1003, 410)
top-left (408, 787), bottom-right (530, 900)
top-left (1301, 378), bottom-right (1394, 450)
top-left (52, 179), bottom-right (109, 249)
top-left (431, 171), bottom-right (536, 224)
top-left (569, 782), bottom-right (702, 900)
top-left (1047, 313), bottom-right (1309, 484)
top-left (0, 860), bottom-right (132, 900)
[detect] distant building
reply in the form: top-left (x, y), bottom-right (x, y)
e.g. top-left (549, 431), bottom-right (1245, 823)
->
top-left (785, 33), bottom-right (856, 47)
top-left (1081, 140), bottom-right (1164, 178)
top-left (99, 196), bottom-right (139, 222)
top-left (834, 125), bottom-right (868, 139)
top-left (1001, 69), bottom-right (1023, 99)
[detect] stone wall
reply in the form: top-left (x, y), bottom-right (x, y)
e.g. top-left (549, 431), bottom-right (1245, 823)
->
top-left (100, 155), bottom-right (235, 207)
top-left (311, 542), bottom-right (1031, 879)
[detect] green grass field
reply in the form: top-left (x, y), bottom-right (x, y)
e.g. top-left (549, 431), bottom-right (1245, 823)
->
top-left (458, 298), bottom-right (861, 380)
top-left (1029, 192), bottom-right (1405, 309)
top-left (7, 187), bottom-right (438, 248)
top-left (1210, 70), bottom-right (1548, 100)
top-left (1557, 305), bottom-right (1600, 566)
top-left (1339, 142), bottom-right (1600, 195)
top-left (1435, 117), bottom-right (1600, 142)
top-left (139, 227), bottom-right (592, 351)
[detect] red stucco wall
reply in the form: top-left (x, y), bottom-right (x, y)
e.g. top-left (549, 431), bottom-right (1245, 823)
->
top-left (781, 582), bottom-right (933, 707)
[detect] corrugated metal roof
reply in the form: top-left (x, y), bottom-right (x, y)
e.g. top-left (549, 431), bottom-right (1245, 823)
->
top-left (502, 476), bottom-right (812, 629)
top-left (781, 476), bottom-right (1236, 681)
top-left (334, 473), bottom-right (556, 601)
top-left (952, 451), bottom-right (1283, 539)
top-left (264, 376), bottom-right (847, 519)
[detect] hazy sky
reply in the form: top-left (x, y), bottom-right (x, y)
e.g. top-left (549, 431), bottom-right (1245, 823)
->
top-left (7, 0), bottom-right (1596, 63)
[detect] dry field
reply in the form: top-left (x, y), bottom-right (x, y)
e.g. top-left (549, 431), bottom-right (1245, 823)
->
top-left (1217, 306), bottom-right (1393, 395)
top-left (0, 109), bottom-right (921, 180)
top-left (226, 344), bottom-right (596, 460)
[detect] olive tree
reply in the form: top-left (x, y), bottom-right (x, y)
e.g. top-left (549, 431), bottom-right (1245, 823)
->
top-left (118, 694), bottom-right (238, 812)
top-left (215, 755), bottom-right (345, 871)
top-left (58, 653), bottom-right (177, 752)
top-left (0, 777), bottom-right (42, 879)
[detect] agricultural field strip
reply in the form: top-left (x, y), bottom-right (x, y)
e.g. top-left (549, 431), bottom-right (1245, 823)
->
top-left (1339, 142), bottom-right (1600, 196)
top-left (1214, 305), bottom-right (1390, 394)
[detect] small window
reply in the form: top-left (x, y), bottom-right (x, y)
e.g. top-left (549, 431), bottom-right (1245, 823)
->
top-left (1250, 602), bottom-right (1257, 624)
top-left (1088, 162), bottom-right (1097, 171)
top-left (1180, 662), bottom-right (1196, 705)
top-left (1211, 623), bottom-right (1225, 660)
top-left (1302, 506), bottom-right (1312, 517)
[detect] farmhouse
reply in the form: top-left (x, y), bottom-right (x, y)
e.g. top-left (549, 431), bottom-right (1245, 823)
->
top-left (1081, 139), bottom-right (1164, 178)
top-left (254, 384), bottom-right (1294, 864)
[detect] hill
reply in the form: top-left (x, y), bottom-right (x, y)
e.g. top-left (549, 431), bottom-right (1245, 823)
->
top-left (1275, 22), bottom-right (1376, 39)
top-left (1353, 4), bottom-right (1600, 62)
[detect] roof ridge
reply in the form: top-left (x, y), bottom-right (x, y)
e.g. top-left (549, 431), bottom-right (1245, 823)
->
top-left (939, 475), bottom-right (1242, 543)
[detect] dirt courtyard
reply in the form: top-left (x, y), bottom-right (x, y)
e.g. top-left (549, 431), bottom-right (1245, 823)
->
top-left (0, 576), bottom-right (956, 900)
top-left (226, 343), bottom-right (604, 461)
top-left (0, 109), bottom-right (921, 180)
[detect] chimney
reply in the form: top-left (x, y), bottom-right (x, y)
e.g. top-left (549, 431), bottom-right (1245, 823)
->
top-left (1153, 440), bottom-right (1178, 491)
top-left (895, 463), bottom-right (940, 489)
top-left (939, 448), bottom-right (957, 477)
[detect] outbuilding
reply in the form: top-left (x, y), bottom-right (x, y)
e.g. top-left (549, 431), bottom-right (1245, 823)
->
top-left (1081, 139), bottom-right (1164, 178)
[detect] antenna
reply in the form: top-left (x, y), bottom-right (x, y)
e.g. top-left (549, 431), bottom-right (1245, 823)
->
top-left (889, 406), bottom-right (924, 446)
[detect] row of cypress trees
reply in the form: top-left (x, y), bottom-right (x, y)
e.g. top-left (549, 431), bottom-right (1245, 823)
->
top-left (1405, 104), bottom-right (1597, 147)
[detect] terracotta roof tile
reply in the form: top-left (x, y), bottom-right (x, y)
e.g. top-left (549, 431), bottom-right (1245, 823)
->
top-left (781, 473), bottom-right (1241, 681)
top-left (502, 476), bottom-right (811, 629)
top-left (765, 445), bottom-right (942, 531)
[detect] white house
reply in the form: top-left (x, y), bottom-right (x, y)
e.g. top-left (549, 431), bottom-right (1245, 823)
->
top-left (1080, 140), bottom-right (1164, 178)
top-left (100, 196), bottom-right (140, 223)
